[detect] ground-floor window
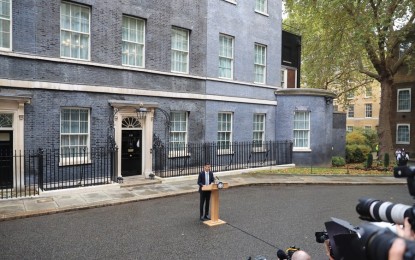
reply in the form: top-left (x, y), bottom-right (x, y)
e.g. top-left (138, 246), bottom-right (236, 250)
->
top-left (293, 111), bottom-right (310, 149)
top-left (396, 124), bottom-right (410, 144)
top-left (60, 108), bottom-right (90, 163)
top-left (217, 112), bottom-right (233, 152)
top-left (170, 111), bottom-right (188, 153)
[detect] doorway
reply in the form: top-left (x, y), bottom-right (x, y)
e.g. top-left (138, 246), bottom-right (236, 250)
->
top-left (121, 130), bottom-right (142, 176)
top-left (0, 131), bottom-right (13, 188)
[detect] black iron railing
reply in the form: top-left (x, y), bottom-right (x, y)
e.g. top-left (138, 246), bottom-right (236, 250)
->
top-left (0, 147), bottom-right (117, 199)
top-left (152, 140), bottom-right (293, 178)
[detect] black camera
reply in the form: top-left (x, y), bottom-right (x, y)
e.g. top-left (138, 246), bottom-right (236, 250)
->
top-left (320, 217), bottom-right (415, 260)
top-left (276, 246), bottom-right (300, 260)
top-left (314, 165), bottom-right (415, 259)
top-left (315, 231), bottom-right (329, 243)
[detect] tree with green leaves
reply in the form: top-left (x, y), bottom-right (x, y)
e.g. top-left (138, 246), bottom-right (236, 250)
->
top-left (283, 0), bottom-right (415, 157)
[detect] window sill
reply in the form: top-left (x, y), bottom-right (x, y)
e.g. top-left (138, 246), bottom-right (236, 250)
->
top-left (397, 110), bottom-right (411, 113)
top-left (168, 152), bottom-right (191, 158)
top-left (254, 11), bottom-right (269, 17)
top-left (293, 148), bottom-right (312, 152)
top-left (252, 147), bottom-right (267, 153)
top-left (222, 0), bottom-right (237, 5)
top-left (217, 149), bottom-right (234, 155)
top-left (59, 159), bottom-right (92, 166)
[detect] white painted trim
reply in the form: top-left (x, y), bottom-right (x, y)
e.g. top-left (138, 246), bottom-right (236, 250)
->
top-left (0, 78), bottom-right (278, 106)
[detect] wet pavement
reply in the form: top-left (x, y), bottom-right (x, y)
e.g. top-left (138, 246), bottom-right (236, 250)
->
top-left (0, 168), bottom-right (406, 221)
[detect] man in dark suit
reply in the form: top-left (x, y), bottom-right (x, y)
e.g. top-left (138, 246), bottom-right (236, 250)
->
top-left (197, 162), bottom-right (214, 221)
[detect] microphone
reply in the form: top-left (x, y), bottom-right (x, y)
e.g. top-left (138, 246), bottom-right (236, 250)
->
top-left (277, 249), bottom-right (288, 260)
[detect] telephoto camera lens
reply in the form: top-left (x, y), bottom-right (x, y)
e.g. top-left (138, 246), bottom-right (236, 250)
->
top-left (359, 222), bottom-right (415, 260)
top-left (356, 197), bottom-right (412, 225)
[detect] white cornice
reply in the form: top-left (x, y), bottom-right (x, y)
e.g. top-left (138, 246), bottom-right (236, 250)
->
top-left (0, 78), bottom-right (277, 106)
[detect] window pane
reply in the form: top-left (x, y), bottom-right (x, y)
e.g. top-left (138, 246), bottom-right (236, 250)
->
top-left (294, 111), bottom-right (310, 148)
top-left (60, 2), bottom-right (90, 60)
top-left (219, 34), bottom-right (234, 79)
top-left (171, 28), bottom-right (189, 73)
top-left (254, 44), bottom-right (266, 83)
top-left (398, 90), bottom-right (410, 111)
top-left (0, 0), bottom-right (10, 49)
top-left (61, 108), bottom-right (90, 159)
top-left (169, 111), bottom-right (187, 152)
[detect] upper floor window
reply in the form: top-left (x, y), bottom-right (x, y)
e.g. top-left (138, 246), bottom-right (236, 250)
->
top-left (347, 105), bottom-right (354, 118)
top-left (60, 2), bottom-right (90, 60)
top-left (254, 43), bottom-right (267, 84)
top-left (365, 104), bottom-right (372, 118)
top-left (170, 111), bottom-right (188, 153)
top-left (346, 91), bottom-right (354, 99)
top-left (293, 111), bottom-right (310, 149)
top-left (396, 124), bottom-right (410, 144)
top-left (122, 16), bottom-right (145, 67)
top-left (219, 34), bottom-right (234, 79)
top-left (365, 86), bottom-right (372, 98)
top-left (253, 114), bottom-right (265, 147)
top-left (0, 0), bottom-right (11, 50)
top-left (60, 108), bottom-right (90, 164)
top-left (397, 89), bottom-right (411, 112)
top-left (255, 0), bottom-right (268, 14)
top-left (171, 27), bottom-right (189, 74)
top-left (217, 112), bottom-right (233, 151)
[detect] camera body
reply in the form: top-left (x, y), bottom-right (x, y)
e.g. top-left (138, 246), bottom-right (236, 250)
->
top-left (276, 246), bottom-right (300, 260)
top-left (315, 165), bottom-right (415, 260)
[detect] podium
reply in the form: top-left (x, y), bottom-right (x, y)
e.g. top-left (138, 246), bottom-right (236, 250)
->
top-left (201, 182), bottom-right (229, 226)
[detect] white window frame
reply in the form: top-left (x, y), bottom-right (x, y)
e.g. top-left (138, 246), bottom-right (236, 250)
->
top-left (396, 124), bottom-right (410, 145)
top-left (293, 111), bottom-right (310, 150)
top-left (347, 105), bottom-right (354, 118)
top-left (365, 104), bottom-right (372, 118)
top-left (169, 111), bottom-right (188, 157)
top-left (60, 1), bottom-right (91, 60)
top-left (365, 86), bottom-right (372, 98)
top-left (217, 112), bottom-right (233, 154)
top-left (346, 91), bottom-right (354, 99)
top-left (171, 27), bottom-right (189, 74)
top-left (397, 88), bottom-right (411, 112)
top-left (347, 126), bottom-right (353, 132)
top-left (122, 16), bottom-right (145, 68)
top-left (253, 114), bottom-right (265, 149)
top-left (255, 0), bottom-right (268, 14)
top-left (254, 43), bottom-right (267, 84)
top-left (0, 0), bottom-right (11, 51)
top-left (219, 34), bottom-right (234, 79)
top-left (60, 107), bottom-right (91, 165)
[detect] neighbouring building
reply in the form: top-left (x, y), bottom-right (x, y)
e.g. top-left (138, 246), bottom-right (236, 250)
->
top-left (335, 82), bottom-right (381, 133)
top-left (390, 43), bottom-right (415, 157)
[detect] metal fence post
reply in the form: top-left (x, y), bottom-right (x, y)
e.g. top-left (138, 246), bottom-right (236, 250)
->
top-left (37, 148), bottom-right (44, 190)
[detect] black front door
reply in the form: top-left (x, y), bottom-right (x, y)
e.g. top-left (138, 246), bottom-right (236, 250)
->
top-left (0, 131), bottom-right (13, 188)
top-left (121, 130), bottom-right (142, 176)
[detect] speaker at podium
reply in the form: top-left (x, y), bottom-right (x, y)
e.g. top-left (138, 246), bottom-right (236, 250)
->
top-left (201, 181), bottom-right (229, 226)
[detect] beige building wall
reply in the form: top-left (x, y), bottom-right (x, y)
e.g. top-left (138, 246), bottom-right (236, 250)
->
top-left (334, 82), bottom-right (381, 131)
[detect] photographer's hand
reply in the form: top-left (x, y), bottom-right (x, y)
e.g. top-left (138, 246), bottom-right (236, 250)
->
top-left (388, 238), bottom-right (406, 260)
top-left (396, 217), bottom-right (415, 240)
top-left (324, 240), bottom-right (335, 260)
